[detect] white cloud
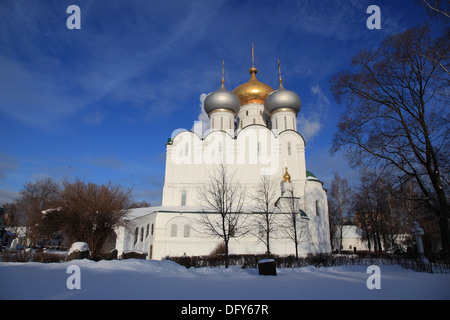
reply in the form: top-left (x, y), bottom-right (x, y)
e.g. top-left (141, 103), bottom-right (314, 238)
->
top-left (0, 188), bottom-right (19, 204)
top-left (191, 93), bottom-right (210, 137)
top-left (297, 84), bottom-right (330, 142)
top-left (298, 115), bottom-right (322, 142)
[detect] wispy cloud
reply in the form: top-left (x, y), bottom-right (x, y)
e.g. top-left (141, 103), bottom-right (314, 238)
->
top-left (0, 0), bottom-right (224, 129)
top-left (297, 85), bottom-right (330, 142)
top-left (191, 93), bottom-right (210, 137)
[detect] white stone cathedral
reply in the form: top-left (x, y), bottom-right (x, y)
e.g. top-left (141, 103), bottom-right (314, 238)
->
top-left (115, 54), bottom-right (331, 259)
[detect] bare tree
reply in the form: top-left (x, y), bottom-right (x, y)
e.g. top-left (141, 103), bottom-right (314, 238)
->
top-left (329, 25), bottom-right (450, 255)
top-left (417, 0), bottom-right (450, 19)
top-left (196, 164), bottom-right (247, 268)
top-left (251, 175), bottom-right (278, 255)
top-left (328, 173), bottom-right (353, 253)
top-left (276, 183), bottom-right (308, 258)
top-left (43, 180), bottom-right (132, 259)
top-left (17, 178), bottom-right (61, 246)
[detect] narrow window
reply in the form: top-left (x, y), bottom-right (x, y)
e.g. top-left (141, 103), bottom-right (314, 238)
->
top-left (246, 110), bottom-right (248, 116)
top-left (134, 227), bottom-right (138, 244)
top-left (184, 224), bottom-right (190, 237)
top-left (171, 224), bottom-right (177, 237)
top-left (146, 224), bottom-right (149, 237)
top-left (140, 227), bottom-right (144, 242)
top-left (275, 118), bottom-right (278, 129)
top-left (229, 224), bottom-right (236, 237)
top-left (315, 200), bottom-right (320, 216)
top-left (288, 141), bottom-right (291, 156)
top-left (218, 142), bottom-right (222, 156)
top-left (181, 189), bottom-right (186, 206)
top-left (292, 118), bottom-right (295, 129)
top-left (151, 224), bottom-right (154, 235)
top-left (257, 142), bottom-right (261, 156)
top-left (220, 117), bottom-right (223, 130)
top-left (284, 116), bottom-right (287, 130)
top-left (258, 225), bottom-right (264, 237)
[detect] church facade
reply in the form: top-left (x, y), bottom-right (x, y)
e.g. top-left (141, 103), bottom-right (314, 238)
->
top-left (115, 57), bottom-right (331, 259)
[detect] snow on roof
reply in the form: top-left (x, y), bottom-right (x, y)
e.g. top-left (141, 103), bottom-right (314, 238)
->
top-left (341, 225), bottom-right (362, 238)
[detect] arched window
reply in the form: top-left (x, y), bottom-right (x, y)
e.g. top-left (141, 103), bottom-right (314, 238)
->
top-left (171, 224), bottom-right (177, 237)
top-left (184, 224), bottom-right (190, 237)
top-left (134, 227), bottom-right (138, 244)
top-left (146, 224), bottom-right (149, 237)
top-left (140, 227), bottom-right (144, 242)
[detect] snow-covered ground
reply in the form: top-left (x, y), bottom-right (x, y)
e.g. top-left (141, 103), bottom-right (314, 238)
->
top-left (0, 259), bottom-right (449, 300)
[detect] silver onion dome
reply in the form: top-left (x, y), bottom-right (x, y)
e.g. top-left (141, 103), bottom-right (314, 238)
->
top-left (264, 82), bottom-right (301, 115)
top-left (204, 82), bottom-right (241, 115)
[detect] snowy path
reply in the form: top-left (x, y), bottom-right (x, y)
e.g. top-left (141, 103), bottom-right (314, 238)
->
top-left (0, 259), bottom-right (449, 300)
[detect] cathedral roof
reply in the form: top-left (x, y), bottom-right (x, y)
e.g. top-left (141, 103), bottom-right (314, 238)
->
top-left (306, 171), bottom-right (322, 184)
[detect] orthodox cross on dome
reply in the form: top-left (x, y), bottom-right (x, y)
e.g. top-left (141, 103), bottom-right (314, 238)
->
top-left (252, 43), bottom-right (255, 67)
top-left (278, 58), bottom-right (283, 85)
top-left (221, 60), bottom-right (225, 85)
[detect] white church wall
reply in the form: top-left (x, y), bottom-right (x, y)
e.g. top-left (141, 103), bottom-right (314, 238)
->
top-left (304, 180), bottom-right (332, 254)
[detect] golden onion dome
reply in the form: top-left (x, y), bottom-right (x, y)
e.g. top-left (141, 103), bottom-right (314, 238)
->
top-left (282, 167), bottom-right (291, 183)
top-left (233, 66), bottom-right (274, 106)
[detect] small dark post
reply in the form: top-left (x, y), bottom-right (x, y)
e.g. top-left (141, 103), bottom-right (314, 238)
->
top-left (258, 259), bottom-right (277, 276)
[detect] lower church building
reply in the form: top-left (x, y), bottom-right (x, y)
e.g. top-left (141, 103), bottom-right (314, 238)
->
top-left (115, 54), bottom-right (332, 259)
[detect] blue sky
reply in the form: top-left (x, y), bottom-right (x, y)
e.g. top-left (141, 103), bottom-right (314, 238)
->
top-left (0, 0), bottom-right (431, 205)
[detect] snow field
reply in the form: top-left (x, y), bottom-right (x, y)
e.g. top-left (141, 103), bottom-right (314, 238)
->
top-left (0, 259), bottom-right (449, 300)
